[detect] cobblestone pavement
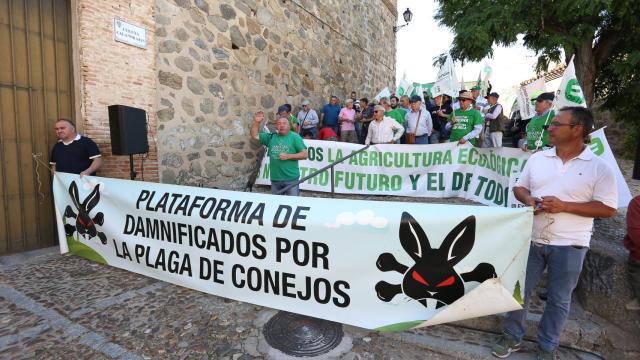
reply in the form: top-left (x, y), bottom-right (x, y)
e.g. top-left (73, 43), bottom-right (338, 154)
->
top-left (0, 250), bottom-right (465, 360)
top-left (1, 160), bottom-right (636, 360)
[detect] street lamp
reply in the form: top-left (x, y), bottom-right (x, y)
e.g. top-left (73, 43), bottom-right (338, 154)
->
top-left (393, 8), bottom-right (413, 33)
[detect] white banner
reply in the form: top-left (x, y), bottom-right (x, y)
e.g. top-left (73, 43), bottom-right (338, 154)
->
top-left (54, 173), bottom-right (531, 331)
top-left (516, 78), bottom-right (546, 119)
top-left (256, 129), bottom-right (631, 209)
top-left (555, 56), bottom-right (587, 108)
top-left (258, 141), bottom-right (531, 208)
top-left (431, 53), bottom-right (459, 97)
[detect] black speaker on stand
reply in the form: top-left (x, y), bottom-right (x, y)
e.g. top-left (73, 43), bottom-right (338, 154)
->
top-left (108, 105), bottom-right (149, 180)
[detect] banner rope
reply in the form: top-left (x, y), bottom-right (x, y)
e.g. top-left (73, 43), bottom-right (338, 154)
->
top-left (31, 153), bottom-right (50, 204)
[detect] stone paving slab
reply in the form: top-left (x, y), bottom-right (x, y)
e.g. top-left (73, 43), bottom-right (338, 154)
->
top-left (0, 298), bottom-right (47, 339)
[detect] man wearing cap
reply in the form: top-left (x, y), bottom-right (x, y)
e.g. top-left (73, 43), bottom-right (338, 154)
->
top-left (320, 95), bottom-right (342, 135)
top-left (524, 92), bottom-right (555, 151)
top-left (472, 85), bottom-right (488, 113)
top-left (446, 91), bottom-right (484, 145)
top-left (278, 104), bottom-right (299, 134)
top-left (404, 95), bottom-right (433, 144)
top-left (452, 89), bottom-right (468, 111)
top-left (250, 111), bottom-right (307, 196)
top-left (483, 92), bottom-right (505, 147)
top-left (365, 105), bottom-right (405, 145)
top-left (297, 100), bottom-right (319, 139)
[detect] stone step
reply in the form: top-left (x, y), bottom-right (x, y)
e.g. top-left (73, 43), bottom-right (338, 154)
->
top-left (450, 296), bottom-right (605, 353)
top-left (382, 323), bottom-right (602, 360)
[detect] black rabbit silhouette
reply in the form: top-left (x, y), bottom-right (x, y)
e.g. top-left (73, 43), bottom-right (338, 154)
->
top-left (63, 181), bottom-right (107, 244)
top-left (375, 212), bottom-right (496, 309)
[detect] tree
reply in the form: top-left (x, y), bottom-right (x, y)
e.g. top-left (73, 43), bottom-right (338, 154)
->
top-left (433, 0), bottom-right (640, 111)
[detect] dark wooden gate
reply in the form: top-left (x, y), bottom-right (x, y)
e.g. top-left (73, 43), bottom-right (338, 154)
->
top-left (0, 0), bottom-right (74, 254)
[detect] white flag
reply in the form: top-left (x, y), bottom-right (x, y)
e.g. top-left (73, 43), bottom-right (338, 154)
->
top-left (396, 79), bottom-right (410, 97)
top-left (516, 78), bottom-right (546, 119)
top-left (482, 62), bottom-right (493, 81)
top-left (555, 56), bottom-right (587, 108)
top-left (405, 83), bottom-right (415, 98)
top-left (431, 53), bottom-right (459, 97)
top-left (374, 87), bottom-right (391, 101)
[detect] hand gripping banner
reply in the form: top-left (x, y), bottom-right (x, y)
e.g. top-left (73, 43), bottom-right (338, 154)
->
top-left (54, 173), bottom-right (532, 331)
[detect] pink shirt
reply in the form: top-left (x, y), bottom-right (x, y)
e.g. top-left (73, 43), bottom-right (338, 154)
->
top-left (339, 108), bottom-right (356, 131)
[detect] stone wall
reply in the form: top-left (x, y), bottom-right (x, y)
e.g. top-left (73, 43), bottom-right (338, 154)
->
top-left (155, 0), bottom-right (398, 189)
top-left (74, 0), bottom-right (159, 181)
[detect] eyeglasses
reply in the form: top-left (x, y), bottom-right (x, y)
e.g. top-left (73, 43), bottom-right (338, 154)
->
top-left (542, 121), bottom-right (579, 130)
top-left (539, 212), bottom-right (555, 244)
top-left (374, 110), bottom-right (381, 113)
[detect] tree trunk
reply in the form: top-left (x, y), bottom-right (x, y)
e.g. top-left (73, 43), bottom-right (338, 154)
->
top-left (572, 41), bottom-right (597, 107)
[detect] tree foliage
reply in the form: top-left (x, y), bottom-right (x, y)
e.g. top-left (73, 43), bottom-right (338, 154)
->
top-left (434, 0), bottom-right (640, 124)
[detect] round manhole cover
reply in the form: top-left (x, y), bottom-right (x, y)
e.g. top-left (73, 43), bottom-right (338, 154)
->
top-left (263, 311), bottom-right (343, 357)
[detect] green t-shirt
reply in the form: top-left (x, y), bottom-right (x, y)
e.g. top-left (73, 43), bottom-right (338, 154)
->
top-left (447, 109), bottom-right (484, 145)
top-left (259, 131), bottom-right (306, 181)
top-left (288, 114), bottom-right (299, 129)
top-left (526, 110), bottom-right (555, 150)
top-left (385, 108), bottom-right (407, 125)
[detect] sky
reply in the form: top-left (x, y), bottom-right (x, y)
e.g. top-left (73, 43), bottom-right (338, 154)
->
top-left (395, 0), bottom-right (543, 101)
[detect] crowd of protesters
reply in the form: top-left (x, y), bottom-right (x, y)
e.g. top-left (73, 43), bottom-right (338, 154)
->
top-left (267, 86), bottom-right (555, 151)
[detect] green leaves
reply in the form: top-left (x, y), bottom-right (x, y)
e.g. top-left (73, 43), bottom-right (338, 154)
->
top-left (435, 0), bottom-right (640, 140)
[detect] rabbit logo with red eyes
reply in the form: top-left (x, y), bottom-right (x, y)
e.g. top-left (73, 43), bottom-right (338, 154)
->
top-left (375, 212), bottom-right (496, 309)
top-left (63, 181), bottom-right (107, 245)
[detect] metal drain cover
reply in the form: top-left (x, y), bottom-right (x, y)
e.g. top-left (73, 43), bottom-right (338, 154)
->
top-left (263, 311), bottom-right (344, 357)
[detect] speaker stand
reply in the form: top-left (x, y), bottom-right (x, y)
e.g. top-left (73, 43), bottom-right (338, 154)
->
top-left (129, 154), bottom-right (137, 180)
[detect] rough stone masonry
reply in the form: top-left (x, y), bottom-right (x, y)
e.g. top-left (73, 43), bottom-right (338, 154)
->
top-left (155, 0), bottom-right (397, 189)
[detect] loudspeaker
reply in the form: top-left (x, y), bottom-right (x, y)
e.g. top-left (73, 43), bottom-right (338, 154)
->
top-left (108, 105), bottom-right (149, 155)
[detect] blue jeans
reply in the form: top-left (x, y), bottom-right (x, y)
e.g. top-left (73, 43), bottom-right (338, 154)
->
top-left (503, 243), bottom-right (587, 352)
top-left (429, 131), bottom-right (440, 144)
top-left (415, 134), bottom-right (429, 144)
top-left (301, 127), bottom-right (318, 139)
top-left (271, 180), bottom-right (300, 196)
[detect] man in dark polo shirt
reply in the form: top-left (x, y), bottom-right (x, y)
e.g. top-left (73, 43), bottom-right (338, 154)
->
top-left (50, 118), bottom-right (102, 176)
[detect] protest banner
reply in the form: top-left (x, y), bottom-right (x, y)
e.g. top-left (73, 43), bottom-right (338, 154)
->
top-left (54, 173), bottom-right (531, 331)
top-left (256, 129), bottom-right (631, 209)
top-left (258, 141), bottom-right (531, 207)
top-left (516, 78), bottom-right (546, 119)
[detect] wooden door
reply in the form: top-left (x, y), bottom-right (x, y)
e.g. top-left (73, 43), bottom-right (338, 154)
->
top-left (0, 0), bottom-right (74, 254)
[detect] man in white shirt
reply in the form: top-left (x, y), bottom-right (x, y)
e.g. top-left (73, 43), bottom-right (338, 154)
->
top-left (297, 100), bottom-right (320, 138)
top-left (491, 107), bottom-right (618, 360)
top-left (483, 92), bottom-right (505, 147)
top-left (472, 85), bottom-right (488, 113)
top-left (365, 105), bottom-right (404, 145)
top-left (404, 95), bottom-right (433, 144)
